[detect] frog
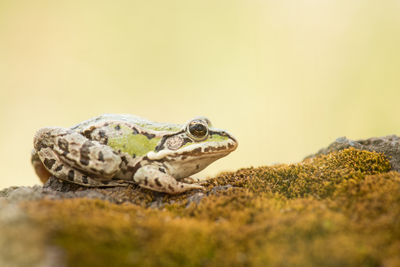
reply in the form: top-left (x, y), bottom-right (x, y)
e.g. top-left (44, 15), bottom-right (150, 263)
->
top-left (31, 114), bottom-right (238, 194)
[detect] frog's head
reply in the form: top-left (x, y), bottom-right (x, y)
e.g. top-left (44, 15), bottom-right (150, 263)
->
top-left (147, 117), bottom-right (238, 179)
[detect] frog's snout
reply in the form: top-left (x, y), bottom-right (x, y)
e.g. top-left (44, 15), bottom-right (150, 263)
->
top-left (223, 131), bottom-right (238, 151)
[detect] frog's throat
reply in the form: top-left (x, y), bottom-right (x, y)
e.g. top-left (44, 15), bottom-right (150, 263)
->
top-left (146, 139), bottom-right (237, 161)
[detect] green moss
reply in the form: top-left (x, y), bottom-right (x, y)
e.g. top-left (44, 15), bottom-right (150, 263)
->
top-left (206, 147), bottom-right (391, 198)
top-left (22, 148), bottom-right (400, 267)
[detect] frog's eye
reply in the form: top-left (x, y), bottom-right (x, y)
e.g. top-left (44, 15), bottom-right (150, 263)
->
top-left (194, 116), bottom-right (212, 127)
top-left (186, 121), bottom-right (209, 141)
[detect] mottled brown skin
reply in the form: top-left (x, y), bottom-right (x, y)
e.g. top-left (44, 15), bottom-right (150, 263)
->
top-left (31, 114), bottom-right (237, 194)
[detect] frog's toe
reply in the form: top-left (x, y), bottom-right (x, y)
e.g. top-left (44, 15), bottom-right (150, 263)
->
top-left (164, 182), bottom-right (204, 194)
top-left (181, 177), bottom-right (205, 184)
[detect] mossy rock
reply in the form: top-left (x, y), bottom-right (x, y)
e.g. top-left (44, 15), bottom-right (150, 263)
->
top-left (1, 148), bottom-right (400, 267)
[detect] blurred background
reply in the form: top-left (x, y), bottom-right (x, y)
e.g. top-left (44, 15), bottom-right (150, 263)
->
top-left (0, 0), bottom-right (399, 189)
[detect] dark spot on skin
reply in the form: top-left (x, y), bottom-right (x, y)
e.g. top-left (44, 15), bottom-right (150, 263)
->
top-left (192, 147), bottom-right (202, 154)
top-left (104, 123), bottom-right (109, 127)
top-left (155, 143), bottom-right (164, 152)
top-left (80, 158), bottom-right (89, 166)
top-left (155, 178), bottom-right (162, 187)
top-left (208, 130), bottom-right (228, 137)
top-left (181, 185), bottom-right (184, 188)
top-left (144, 177), bottom-right (148, 185)
top-left (82, 126), bottom-right (97, 139)
top-left (155, 137), bottom-right (167, 152)
top-left (43, 158), bottom-right (56, 169)
top-left (80, 141), bottom-right (93, 166)
top-left (142, 132), bottom-right (156, 140)
top-left (98, 151), bottom-right (104, 162)
top-left (196, 164), bottom-right (200, 170)
top-left (119, 156), bottom-right (128, 172)
top-left (159, 168), bottom-right (166, 173)
top-left (58, 139), bottom-right (69, 153)
top-left (82, 131), bottom-right (91, 139)
top-left (55, 165), bottom-right (63, 172)
top-left (168, 185), bottom-right (175, 192)
top-left (127, 162), bottom-right (143, 178)
top-left (68, 170), bottom-right (74, 181)
top-left (182, 137), bottom-right (192, 145)
top-left (37, 141), bottom-right (48, 150)
top-left (82, 175), bottom-right (88, 184)
top-left (115, 125), bottom-right (121, 130)
top-left (121, 156), bottom-right (128, 164)
top-left (97, 130), bottom-right (109, 144)
top-left (181, 156), bottom-right (187, 160)
top-left (209, 146), bottom-right (227, 152)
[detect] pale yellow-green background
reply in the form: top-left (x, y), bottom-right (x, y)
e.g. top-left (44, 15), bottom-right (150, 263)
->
top-left (0, 1), bottom-right (399, 189)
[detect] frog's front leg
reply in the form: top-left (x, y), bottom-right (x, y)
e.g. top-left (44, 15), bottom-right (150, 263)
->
top-left (134, 165), bottom-right (204, 194)
top-left (34, 127), bottom-right (121, 178)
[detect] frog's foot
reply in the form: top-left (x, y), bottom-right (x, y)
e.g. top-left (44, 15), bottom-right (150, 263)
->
top-left (134, 166), bottom-right (204, 194)
top-left (37, 146), bottom-right (128, 187)
top-left (181, 177), bottom-right (207, 184)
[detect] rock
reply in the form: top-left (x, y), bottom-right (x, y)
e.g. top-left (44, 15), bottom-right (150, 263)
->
top-left (5, 186), bottom-right (44, 203)
top-left (306, 135), bottom-right (400, 171)
top-left (0, 199), bottom-right (49, 267)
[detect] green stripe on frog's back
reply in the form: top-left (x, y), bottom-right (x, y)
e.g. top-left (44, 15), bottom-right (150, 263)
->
top-left (106, 124), bottom-right (161, 157)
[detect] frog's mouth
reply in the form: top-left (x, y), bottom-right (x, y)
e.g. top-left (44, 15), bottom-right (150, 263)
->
top-left (159, 137), bottom-right (237, 179)
top-left (147, 132), bottom-right (237, 161)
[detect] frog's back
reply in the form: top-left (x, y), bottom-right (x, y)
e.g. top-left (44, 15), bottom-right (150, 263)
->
top-left (70, 114), bottom-right (182, 133)
top-left (68, 114), bottom-right (184, 159)
top-left (70, 114), bottom-right (148, 131)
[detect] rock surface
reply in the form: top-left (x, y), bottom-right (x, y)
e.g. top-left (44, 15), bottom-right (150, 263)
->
top-left (1, 143), bottom-right (400, 267)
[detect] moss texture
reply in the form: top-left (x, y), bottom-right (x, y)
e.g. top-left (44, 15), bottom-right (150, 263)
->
top-left (22, 148), bottom-right (400, 267)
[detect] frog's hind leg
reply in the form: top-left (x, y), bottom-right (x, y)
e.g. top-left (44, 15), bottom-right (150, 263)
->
top-left (34, 127), bottom-right (122, 179)
top-left (31, 149), bottom-right (52, 184)
top-left (37, 146), bottom-right (128, 187)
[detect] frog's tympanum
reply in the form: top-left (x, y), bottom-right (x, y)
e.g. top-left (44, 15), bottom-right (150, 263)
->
top-left (31, 114), bottom-right (237, 194)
